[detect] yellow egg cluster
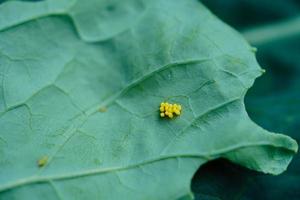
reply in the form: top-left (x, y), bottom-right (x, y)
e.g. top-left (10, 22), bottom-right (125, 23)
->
top-left (159, 102), bottom-right (182, 118)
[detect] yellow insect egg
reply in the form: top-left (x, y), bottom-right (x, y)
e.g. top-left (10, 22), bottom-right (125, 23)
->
top-left (174, 109), bottom-right (180, 115)
top-left (159, 101), bottom-right (182, 119)
top-left (160, 106), bottom-right (165, 112)
top-left (37, 156), bottom-right (48, 168)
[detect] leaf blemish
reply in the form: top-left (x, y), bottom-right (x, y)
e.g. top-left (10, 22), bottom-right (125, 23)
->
top-left (160, 102), bottom-right (182, 119)
top-left (99, 107), bottom-right (107, 112)
top-left (37, 156), bottom-right (48, 168)
top-left (94, 158), bottom-right (101, 165)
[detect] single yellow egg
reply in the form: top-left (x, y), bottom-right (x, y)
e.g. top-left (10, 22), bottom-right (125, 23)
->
top-left (37, 156), bottom-right (48, 168)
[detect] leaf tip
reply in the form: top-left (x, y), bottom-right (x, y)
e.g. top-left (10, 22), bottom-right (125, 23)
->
top-left (251, 46), bottom-right (258, 53)
top-left (261, 69), bottom-right (266, 74)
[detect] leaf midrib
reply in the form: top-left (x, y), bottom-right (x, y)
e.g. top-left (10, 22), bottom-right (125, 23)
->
top-left (0, 142), bottom-right (292, 192)
top-left (0, 58), bottom-right (210, 191)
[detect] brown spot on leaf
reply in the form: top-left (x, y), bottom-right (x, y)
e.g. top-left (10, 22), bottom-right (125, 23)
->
top-left (99, 107), bottom-right (107, 112)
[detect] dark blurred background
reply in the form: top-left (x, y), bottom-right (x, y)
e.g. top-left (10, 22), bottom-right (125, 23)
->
top-left (192, 1), bottom-right (300, 199)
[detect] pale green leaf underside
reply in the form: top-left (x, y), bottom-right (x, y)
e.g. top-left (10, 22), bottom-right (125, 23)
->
top-left (0, 0), bottom-right (298, 199)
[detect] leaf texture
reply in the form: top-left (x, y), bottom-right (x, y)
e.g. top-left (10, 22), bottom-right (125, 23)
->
top-left (0, 0), bottom-right (298, 199)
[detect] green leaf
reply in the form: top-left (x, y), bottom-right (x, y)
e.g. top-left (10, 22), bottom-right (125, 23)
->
top-left (192, 1), bottom-right (300, 199)
top-left (192, 47), bottom-right (300, 199)
top-left (0, 0), bottom-right (297, 199)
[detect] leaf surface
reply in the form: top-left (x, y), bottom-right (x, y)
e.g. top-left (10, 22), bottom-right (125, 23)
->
top-left (192, 1), bottom-right (300, 199)
top-left (0, 0), bottom-right (297, 199)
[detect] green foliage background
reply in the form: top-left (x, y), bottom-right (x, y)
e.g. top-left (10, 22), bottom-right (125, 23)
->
top-left (192, 1), bottom-right (300, 199)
